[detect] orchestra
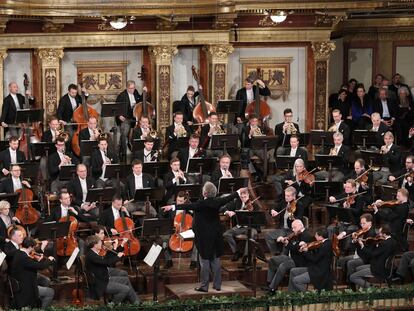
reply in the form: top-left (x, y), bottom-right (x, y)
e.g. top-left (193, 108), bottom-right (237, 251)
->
top-left (0, 70), bottom-right (413, 309)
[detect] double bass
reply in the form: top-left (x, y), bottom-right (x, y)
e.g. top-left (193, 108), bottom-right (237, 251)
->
top-left (114, 209), bottom-right (140, 256)
top-left (169, 193), bottom-right (193, 253)
top-left (56, 212), bottom-right (78, 257)
top-left (71, 73), bottom-right (99, 157)
top-left (191, 65), bottom-right (216, 124)
top-left (133, 65), bottom-right (155, 123)
top-left (244, 68), bottom-right (271, 125)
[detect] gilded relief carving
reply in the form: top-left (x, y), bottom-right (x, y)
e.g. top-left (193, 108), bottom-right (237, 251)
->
top-left (204, 44), bottom-right (234, 63)
top-left (149, 46), bottom-right (178, 63)
top-left (37, 48), bottom-right (64, 67)
top-left (311, 41), bottom-right (335, 61)
top-left (158, 65), bottom-right (171, 136)
top-left (45, 68), bottom-right (58, 117)
top-left (315, 61), bottom-right (328, 130)
top-left (214, 63), bottom-right (226, 103)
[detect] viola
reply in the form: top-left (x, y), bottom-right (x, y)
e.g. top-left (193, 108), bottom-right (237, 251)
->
top-left (244, 68), bottom-right (271, 125)
top-left (351, 227), bottom-right (370, 240)
top-left (56, 213), bottom-right (78, 257)
top-left (361, 236), bottom-right (386, 244)
top-left (133, 65), bottom-right (155, 124)
top-left (367, 200), bottom-right (399, 210)
top-left (114, 209), bottom-right (140, 256)
top-left (191, 65), bottom-right (216, 124)
top-left (169, 194), bottom-right (194, 253)
top-left (15, 183), bottom-right (39, 225)
top-left (71, 72), bottom-right (99, 157)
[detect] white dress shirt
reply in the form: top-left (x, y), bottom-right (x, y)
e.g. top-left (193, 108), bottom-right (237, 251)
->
top-left (9, 148), bottom-right (17, 164)
top-left (334, 120), bottom-right (342, 132)
top-left (79, 177), bottom-right (88, 202)
top-left (290, 147), bottom-right (298, 157)
top-left (246, 89), bottom-right (254, 103)
top-left (60, 204), bottom-right (69, 218)
top-left (11, 93), bottom-right (20, 110)
top-left (69, 95), bottom-right (77, 111)
top-left (128, 93), bottom-right (136, 108)
top-left (143, 150), bottom-right (152, 163)
top-left (100, 150), bottom-right (109, 181)
top-left (88, 128), bottom-right (96, 141)
top-left (220, 168), bottom-right (232, 178)
top-left (381, 100), bottom-right (390, 118)
top-left (134, 173), bottom-right (143, 190)
top-left (112, 206), bottom-right (120, 220)
top-left (12, 176), bottom-right (22, 192)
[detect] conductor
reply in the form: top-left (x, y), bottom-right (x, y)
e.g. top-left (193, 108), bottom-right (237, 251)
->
top-left (162, 182), bottom-right (245, 292)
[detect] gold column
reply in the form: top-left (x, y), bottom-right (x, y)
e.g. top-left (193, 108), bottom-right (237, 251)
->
top-left (311, 41), bottom-right (335, 130)
top-left (203, 44), bottom-right (234, 105)
top-left (0, 49), bottom-right (7, 139)
top-left (148, 45), bottom-right (178, 136)
top-left (36, 48), bottom-right (64, 121)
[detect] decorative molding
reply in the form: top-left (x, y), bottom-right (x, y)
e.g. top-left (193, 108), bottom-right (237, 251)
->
top-left (157, 65), bottom-right (171, 136)
top-left (75, 61), bottom-right (129, 67)
top-left (36, 48), bottom-right (64, 67)
top-left (156, 18), bottom-right (179, 31)
top-left (44, 68), bottom-right (58, 118)
top-left (314, 14), bottom-right (347, 27)
top-left (234, 28), bottom-right (331, 43)
top-left (149, 45), bottom-right (178, 63)
top-left (0, 49), bottom-right (8, 61)
top-left (314, 60), bottom-right (328, 130)
top-left (212, 63), bottom-right (226, 103)
top-left (0, 17), bottom-right (8, 33)
top-left (344, 31), bottom-right (414, 42)
top-left (311, 41), bottom-right (335, 61)
top-left (42, 21), bottom-right (64, 33)
top-left (203, 44), bottom-right (234, 63)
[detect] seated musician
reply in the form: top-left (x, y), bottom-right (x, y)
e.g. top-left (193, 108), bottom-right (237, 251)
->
top-left (236, 77), bottom-right (270, 122)
top-left (90, 137), bottom-right (119, 188)
top-left (274, 108), bottom-right (300, 154)
top-left (41, 117), bottom-right (62, 143)
top-left (222, 188), bottom-right (259, 262)
top-left (0, 136), bottom-right (26, 178)
top-left (99, 195), bottom-right (131, 236)
top-left (199, 112), bottom-right (225, 158)
top-left (264, 219), bottom-right (313, 293)
top-left (178, 134), bottom-right (206, 184)
top-left (130, 115), bottom-right (152, 142)
top-left (347, 158), bottom-right (373, 204)
top-left (0, 200), bottom-right (20, 248)
top-left (371, 188), bottom-right (410, 252)
top-left (388, 155), bottom-right (414, 203)
top-left (48, 136), bottom-right (78, 193)
top-left (315, 132), bottom-right (350, 182)
top-left (264, 186), bottom-right (304, 256)
top-left (336, 214), bottom-right (376, 288)
top-left (288, 227), bottom-right (333, 292)
top-left (210, 154), bottom-right (234, 189)
top-left (66, 164), bottom-right (97, 217)
top-left (162, 191), bottom-right (198, 270)
top-left (0, 164), bottom-right (31, 194)
top-left (349, 224), bottom-right (397, 289)
top-left (78, 116), bottom-right (100, 165)
top-left (133, 137), bottom-right (160, 163)
top-left (164, 157), bottom-right (188, 204)
top-left (123, 159), bottom-right (157, 217)
top-left (165, 111), bottom-right (191, 159)
top-left (85, 235), bottom-right (139, 304)
top-left (9, 237), bottom-right (55, 309)
top-left (374, 131), bottom-right (402, 184)
top-left (327, 109), bottom-right (351, 145)
top-left (391, 220), bottom-right (414, 283)
top-left (368, 112), bottom-right (389, 147)
top-left (0, 81), bottom-right (34, 138)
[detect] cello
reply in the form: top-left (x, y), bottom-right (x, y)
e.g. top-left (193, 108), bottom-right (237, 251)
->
top-left (244, 68), bottom-right (271, 126)
top-left (71, 73), bottom-right (99, 157)
top-left (114, 208), bottom-right (140, 256)
top-left (191, 65), bottom-right (216, 124)
top-left (15, 180), bottom-right (39, 226)
top-left (56, 212), bottom-right (79, 257)
top-left (133, 65), bottom-right (155, 123)
top-left (169, 192), bottom-right (193, 253)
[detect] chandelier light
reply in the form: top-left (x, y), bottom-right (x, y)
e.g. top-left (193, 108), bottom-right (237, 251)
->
top-left (109, 17), bottom-right (128, 30)
top-left (270, 11), bottom-right (287, 24)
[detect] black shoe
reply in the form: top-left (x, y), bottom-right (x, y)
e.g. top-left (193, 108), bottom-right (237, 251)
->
top-left (164, 260), bottom-right (173, 269)
top-left (213, 287), bottom-right (221, 291)
top-left (261, 286), bottom-right (275, 294)
top-left (231, 252), bottom-right (241, 261)
top-left (194, 287), bottom-right (208, 292)
top-left (189, 261), bottom-right (197, 270)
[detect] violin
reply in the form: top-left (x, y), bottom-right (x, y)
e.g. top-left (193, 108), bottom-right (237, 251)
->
top-left (351, 227), bottom-right (370, 240)
top-left (360, 236), bottom-right (386, 244)
top-left (15, 181), bottom-right (39, 226)
top-left (56, 212), bottom-right (79, 257)
top-left (297, 169), bottom-right (316, 185)
top-left (244, 68), bottom-right (271, 126)
top-left (333, 191), bottom-right (367, 205)
top-left (113, 208), bottom-right (140, 256)
top-left (29, 251), bottom-right (44, 261)
top-left (169, 193), bottom-right (194, 253)
top-left (191, 65), bottom-right (216, 124)
top-left (367, 200), bottom-right (399, 210)
top-left (99, 237), bottom-right (124, 256)
top-left (301, 240), bottom-right (323, 252)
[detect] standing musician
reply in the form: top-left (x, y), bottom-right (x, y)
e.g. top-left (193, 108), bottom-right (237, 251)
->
top-left (164, 157), bottom-right (188, 204)
top-left (236, 78), bottom-right (271, 122)
top-left (388, 155), bottom-right (414, 203)
top-left (123, 159), bottom-right (157, 217)
top-left (9, 237), bottom-right (55, 309)
top-left (210, 154), bottom-right (234, 189)
top-left (222, 188), bottom-right (259, 262)
top-left (178, 85), bottom-right (201, 126)
top-left (99, 195), bottom-right (132, 236)
top-left (327, 109), bottom-right (351, 145)
top-left (85, 235), bottom-right (139, 304)
top-left (368, 112), bottom-right (389, 146)
top-left (0, 136), bottom-right (26, 178)
top-left (1, 81), bottom-right (34, 138)
top-left (264, 186), bottom-right (305, 256)
top-left (0, 200), bottom-right (20, 248)
top-left (349, 225), bottom-right (397, 289)
top-left (199, 112), bottom-right (225, 158)
top-left (264, 219), bottom-right (313, 293)
top-left (48, 136), bottom-right (78, 193)
top-left (115, 80), bottom-right (146, 130)
top-left (288, 227), bottom-right (333, 292)
top-left (66, 164), bottom-right (97, 217)
top-left (57, 84), bottom-right (88, 133)
top-left (133, 138), bottom-right (159, 163)
top-left (371, 188), bottom-right (410, 252)
top-left (90, 137), bottom-right (119, 188)
top-left (165, 111), bottom-right (191, 159)
top-left (347, 158), bottom-right (373, 204)
top-left (178, 134), bottom-right (205, 175)
top-left (0, 164), bottom-right (31, 195)
top-left (274, 109), bottom-right (300, 154)
top-left (162, 182), bottom-right (246, 292)
top-left (374, 131), bottom-right (402, 184)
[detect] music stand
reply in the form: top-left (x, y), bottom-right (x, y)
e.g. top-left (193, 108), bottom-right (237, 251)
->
top-left (59, 164), bottom-right (76, 181)
top-left (104, 164), bottom-right (127, 194)
top-left (141, 218), bottom-right (173, 302)
top-left (175, 137), bottom-right (190, 150)
top-left (86, 187), bottom-right (116, 216)
top-left (360, 150), bottom-right (384, 169)
top-left (174, 184), bottom-right (202, 199)
top-left (131, 139), bottom-right (161, 154)
top-left (235, 211), bottom-right (267, 268)
top-left (133, 188), bottom-right (165, 202)
top-left (0, 193), bottom-right (19, 209)
top-left (101, 103), bottom-right (127, 162)
top-left (353, 130), bottom-right (380, 149)
top-left (251, 136), bottom-right (278, 180)
top-left (80, 140), bottom-right (98, 157)
top-left (31, 142), bottom-right (56, 158)
top-left (313, 181), bottom-right (342, 202)
top-left (218, 177), bottom-right (248, 195)
top-left (310, 130), bottom-right (334, 150)
top-left (187, 158), bottom-right (216, 184)
top-left (142, 162), bottom-right (169, 186)
top-left (381, 185), bottom-right (398, 201)
top-left (282, 133), bottom-right (310, 147)
top-left (325, 205), bottom-right (353, 225)
top-left (37, 221), bottom-right (71, 280)
top-left (0, 140), bottom-right (9, 152)
top-left (314, 154), bottom-right (344, 182)
top-left (18, 162), bottom-right (40, 181)
top-left (217, 100), bottom-right (243, 125)
top-left (276, 155), bottom-right (298, 171)
top-left (211, 134), bottom-right (239, 154)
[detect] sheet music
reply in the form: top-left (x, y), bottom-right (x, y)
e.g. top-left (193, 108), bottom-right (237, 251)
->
top-left (66, 247), bottom-right (80, 270)
top-left (144, 243), bottom-right (162, 267)
top-left (179, 229), bottom-right (195, 240)
top-left (0, 251), bottom-right (6, 266)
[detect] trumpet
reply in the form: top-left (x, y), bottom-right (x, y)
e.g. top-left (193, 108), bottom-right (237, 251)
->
top-left (61, 150), bottom-right (72, 165)
top-left (175, 124), bottom-right (187, 138)
top-left (329, 147), bottom-right (338, 156)
top-left (285, 122), bottom-right (297, 135)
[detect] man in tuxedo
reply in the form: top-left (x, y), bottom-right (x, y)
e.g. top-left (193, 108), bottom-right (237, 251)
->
top-left (373, 88), bottom-right (397, 128)
top-left (0, 136), bottom-right (26, 178)
top-left (133, 137), bottom-right (159, 163)
top-left (199, 112), bottom-right (225, 158)
top-left (162, 182), bottom-right (246, 292)
top-left (130, 115), bottom-right (152, 142)
top-left (45, 190), bottom-right (91, 224)
top-left (389, 73), bottom-right (411, 98)
top-left (123, 159), bottom-right (157, 217)
top-left (388, 155), bottom-right (414, 203)
top-left (177, 134), bottom-right (205, 174)
top-left (283, 135), bottom-right (308, 164)
top-left (90, 137), bottom-right (119, 188)
top-left (368, 113), bottom-right (389, 147)
top-left (165, 112), bottom-right (191, 159)
top-left (66, 164), bottom-right (97, 217)
top-left (78, 116), bottom-right (100, 165)
top-left (115, 80), bottom-right (145, 127)
top-left (57, 84), bottom-right (88, 133)
top-left (0, 164), bottom-right (32, 195)
top-left (42, 117), bottom-right (62, 143)
top-left (98, 195), bottom-right (132, 236)
top-left (274, 108), bottom-right (301, 153)
top-left (347, 158), bottom-right (373, 204)
top-left (235, 78), bottom-right (270, 121)
top-left (328, 109), bottom-right (351, 145)
top-left (164, 157), bottom-right (188, 204)
top-left (210, 154), bottom-right (234, 189)
top-left (374, 131), bottom-right (402, 184)
top-left (1, 82), bottom-right (34, 138)
top-left (178, 85), bottom-right (200, 125)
